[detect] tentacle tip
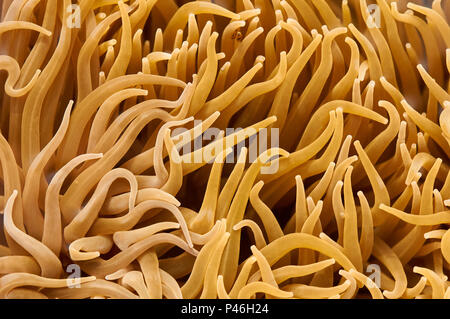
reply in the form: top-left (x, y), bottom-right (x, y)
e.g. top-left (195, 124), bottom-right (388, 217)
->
top-left (349, 155), bottom-right (358, 162)
top-left (220, 62), bottom-right (230, 71)
top-left (268, 115), bottom-right (278, 123)
top-left (239, 146), bottom-right (248, 154)
top-left (255, 180), bottom-right (265, 187)
top-left (88, 251), bottom-right (100, 259)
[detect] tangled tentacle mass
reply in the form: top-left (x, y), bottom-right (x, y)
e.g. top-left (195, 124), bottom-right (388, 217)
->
top-left (0, 0), bottom-right (449, 299)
